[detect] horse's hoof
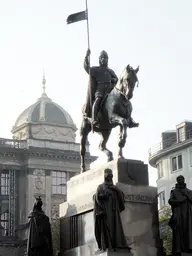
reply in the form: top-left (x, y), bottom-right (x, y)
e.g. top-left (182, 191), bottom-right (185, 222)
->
top-left (107, 156), bottom-right (114, 162)
top-left (95, 249), bottom-right (106, 255)
top-left (81, 168), bottom-right (86, 173)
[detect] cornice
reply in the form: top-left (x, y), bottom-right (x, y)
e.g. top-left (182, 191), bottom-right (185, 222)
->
top-left (149, 138), bottom-right (192, 167)
top-left (0, 146), bottom-right (96, 163)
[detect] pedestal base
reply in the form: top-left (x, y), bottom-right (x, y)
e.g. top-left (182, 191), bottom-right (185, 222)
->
top-left (95, 249), bottom-right (132, 256)
top-left (59, 159), bottom-right (161, 256)
top-left (60, 243), bottom-right (132, 256)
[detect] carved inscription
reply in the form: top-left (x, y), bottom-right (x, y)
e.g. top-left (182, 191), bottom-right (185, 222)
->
top-left (124, 194), bottom-right (154, 204)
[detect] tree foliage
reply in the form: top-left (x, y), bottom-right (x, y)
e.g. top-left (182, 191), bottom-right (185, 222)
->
top-left (159, 205), bottom-right (172, 255)
top-left (52, 217), bottom-right (60, 256)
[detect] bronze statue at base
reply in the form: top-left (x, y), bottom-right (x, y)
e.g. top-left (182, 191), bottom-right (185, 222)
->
top-left (169, 175), bottom-right (192, 255)
top-left (93, 168), bottom-right (130, 252)
top-left (27, 197), bottom-right (53, 256)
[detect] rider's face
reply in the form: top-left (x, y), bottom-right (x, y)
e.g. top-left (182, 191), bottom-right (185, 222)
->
top-left (99, 55), bottom-right (108, 67)
top-left (105, 172), bottom-right (113, 181)
top-left (177, 175), bottom-right (185, 184)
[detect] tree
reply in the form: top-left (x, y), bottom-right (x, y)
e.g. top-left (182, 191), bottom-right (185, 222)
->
top-left (52, 216), bottom-right (60, 256)
top-left (159, 205), bottom-right (172, 255)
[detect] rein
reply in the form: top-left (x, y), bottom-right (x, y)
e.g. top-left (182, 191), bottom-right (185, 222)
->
top-left (114, 86), bottom-right (128, 100)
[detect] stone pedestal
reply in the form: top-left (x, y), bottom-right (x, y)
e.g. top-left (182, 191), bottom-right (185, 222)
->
top-left (62, 247), bottom-right (132, 256)
top-left (59, 159), bottom-right (161, 256)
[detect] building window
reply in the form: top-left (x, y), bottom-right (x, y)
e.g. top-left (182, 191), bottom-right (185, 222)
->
top-left (0, 172), bottom-right (9, 195)
top-left (171, 155), bottom-right (183, 172)
top-left (178, 126), bottom-right (185, 142)
top-left (52, 171), bottom-right (67, 195)
top-left (0, 212), bottom-right (9, 236)
top-left (178, 155), bottom-right (183, 169)
top-left (172, 157), bottom-right (177, 172)
top-left (157, 162), bottom-right (163, 179)
top-left (158, 191), bottom-right (165, 209)
top-left (190, 149), bottom-right (192, 167)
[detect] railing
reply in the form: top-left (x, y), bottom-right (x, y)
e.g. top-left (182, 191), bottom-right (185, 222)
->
top-left (0, 138), bottom-right (28, 149)
top-left (149, 129), bottom-right (192, 158)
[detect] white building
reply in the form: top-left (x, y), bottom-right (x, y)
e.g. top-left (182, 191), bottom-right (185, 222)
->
top-left (148, 120), bottom-right (192, 209)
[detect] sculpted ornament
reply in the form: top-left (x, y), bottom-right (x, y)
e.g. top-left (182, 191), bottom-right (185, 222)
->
top-left (32, 125), bottom-right (75, 140)
top-left (33, 169), bottom-right (45, 192)
top-left (35, 179), bottom-right (43, 190)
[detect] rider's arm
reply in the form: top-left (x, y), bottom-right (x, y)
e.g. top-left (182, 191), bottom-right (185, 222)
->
top-left (110, 70), bottom-right (118, 85)
top-left (112, 76), bottom-right (118, 85)
top-left (84, 55), bottom-right (90, 74)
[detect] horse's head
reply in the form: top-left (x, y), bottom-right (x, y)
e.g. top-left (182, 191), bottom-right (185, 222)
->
top-left (117, 65), bottom-right (139, 99)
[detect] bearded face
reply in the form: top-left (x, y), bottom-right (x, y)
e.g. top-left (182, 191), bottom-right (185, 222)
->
top-left (99, 51), bottom-right (108, 67)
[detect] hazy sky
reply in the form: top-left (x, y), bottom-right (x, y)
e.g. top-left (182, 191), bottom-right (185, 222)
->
top-left (0, 0), bottom-right (192, 185)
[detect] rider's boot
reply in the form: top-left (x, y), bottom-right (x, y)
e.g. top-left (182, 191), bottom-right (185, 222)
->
top-left (92, 97), bottom-right (102, 126)
top-left (128, 117), bottom-right (139, 128)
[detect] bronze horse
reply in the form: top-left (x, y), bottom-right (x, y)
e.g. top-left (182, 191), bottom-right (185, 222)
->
top-left (80, 65), bottom-right (139, 172)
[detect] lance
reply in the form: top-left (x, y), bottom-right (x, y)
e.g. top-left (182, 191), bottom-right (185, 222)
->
top-left (85, 0), bottom-right (94, 132)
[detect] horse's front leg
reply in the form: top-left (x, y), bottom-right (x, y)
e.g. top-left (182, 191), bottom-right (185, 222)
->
top-left (117, 118), bottom-right (128, 158)
top-left (99, 129), bottom-right (113, 162)
top-left (80, 118), bottom-right (91, 173)
top-left (118, 125), bottom-right (124, 158)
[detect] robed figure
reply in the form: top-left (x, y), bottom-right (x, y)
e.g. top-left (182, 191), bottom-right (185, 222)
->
top-left (93, 168), bottom-right (128, 252)
top-left (27, 197), bottom-right (53, 256)
top-left (168, 175), bottom-right (192, 255)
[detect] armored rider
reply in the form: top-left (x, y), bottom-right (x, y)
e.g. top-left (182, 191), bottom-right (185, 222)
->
top-left (84, 49), bottom-right (138, 128)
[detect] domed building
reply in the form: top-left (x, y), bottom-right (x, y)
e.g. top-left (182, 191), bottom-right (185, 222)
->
top-left (0, 76), bottom-right (96, 255)
top-left (12, 89), bottom-right (77, 143)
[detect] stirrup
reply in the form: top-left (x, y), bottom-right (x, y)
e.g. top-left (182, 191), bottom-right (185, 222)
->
top-left (92, 119), bottom-right (98, 126)
top-left (129, 120), bottom-right (139, 128)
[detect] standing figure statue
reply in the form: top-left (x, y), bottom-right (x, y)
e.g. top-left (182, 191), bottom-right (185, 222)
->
top-left (93, 168), bottom-right (129, 252)
top-left (168, 175), bottom-right (192, 255)
top-left (80, 49), bottom-right (140, 172)
top-left (27, 196), bottom-right (53, 256)
top-left (83, 49), bottom-right (138, 128)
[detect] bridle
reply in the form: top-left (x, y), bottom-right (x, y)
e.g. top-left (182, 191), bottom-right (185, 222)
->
top-left (115, 68), bottom-right (138, 98)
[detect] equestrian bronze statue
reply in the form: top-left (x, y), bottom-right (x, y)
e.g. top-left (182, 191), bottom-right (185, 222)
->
top-left (80, 49), bottom-right (139, 172)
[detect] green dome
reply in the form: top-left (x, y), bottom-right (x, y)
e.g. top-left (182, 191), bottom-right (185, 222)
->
top-left (14, 92), bottom-right (76, 128)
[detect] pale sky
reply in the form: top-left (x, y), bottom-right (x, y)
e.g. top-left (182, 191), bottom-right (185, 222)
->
top-left (0, 0), bottom-right (192, 186)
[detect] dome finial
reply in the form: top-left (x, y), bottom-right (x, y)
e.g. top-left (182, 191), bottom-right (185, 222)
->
top-left (42, 69), bottom-right (46, 94)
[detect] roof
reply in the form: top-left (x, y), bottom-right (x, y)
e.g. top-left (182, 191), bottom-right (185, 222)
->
top-left (14, 92), bottom-right (76, 128)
